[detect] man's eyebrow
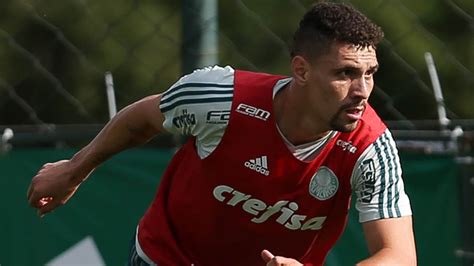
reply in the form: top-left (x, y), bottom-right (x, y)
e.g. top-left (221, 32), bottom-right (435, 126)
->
top-left (332, 63), bottom-right (379, 73)
top-left (369, 65), bottom-right (379, 71)
top-left (367, 65), bottom-right (379, 73)
top-left (333, 64), bottom-right (359, 71)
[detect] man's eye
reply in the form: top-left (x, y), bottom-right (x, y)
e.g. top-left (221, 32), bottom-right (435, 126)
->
top-left (340, 69), bottom-right (354, 77)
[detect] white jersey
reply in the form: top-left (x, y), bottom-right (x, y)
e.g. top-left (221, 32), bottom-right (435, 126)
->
top-left (159, 65), bottom-right (412, 223)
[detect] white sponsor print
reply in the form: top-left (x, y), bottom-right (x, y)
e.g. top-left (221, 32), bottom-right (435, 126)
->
top-left (336, 139), bottom-right (357, 153)
top-left (213, 185), bottom-right (327, 231)
top-left (206, 110), bottom-right (230, 124)
top-left (236, 103), bottom-right (270, 121)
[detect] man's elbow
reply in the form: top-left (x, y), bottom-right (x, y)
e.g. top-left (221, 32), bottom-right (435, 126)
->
top-left (357, 247), bottom-right (417, 266)
top-left (387, 247), bottom-right (417, 265)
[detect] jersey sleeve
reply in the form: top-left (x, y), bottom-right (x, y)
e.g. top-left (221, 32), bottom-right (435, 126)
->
top-left (159, 65), bottom-right (234, 158)
top-left (351, 129), bottom-right (412, 223)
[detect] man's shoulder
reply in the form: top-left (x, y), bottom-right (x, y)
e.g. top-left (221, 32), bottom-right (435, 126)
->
top-left (160, 66), bottom-right (235, 114)
top-left (179, 65), bottom-right (235, 84)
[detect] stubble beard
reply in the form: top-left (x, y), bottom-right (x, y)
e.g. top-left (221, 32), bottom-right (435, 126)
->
top-left (329, 108), bottom-right (360, 133)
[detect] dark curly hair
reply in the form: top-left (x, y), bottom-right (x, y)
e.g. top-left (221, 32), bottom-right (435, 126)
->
top-left (291, 2), bottom-right (384, 59)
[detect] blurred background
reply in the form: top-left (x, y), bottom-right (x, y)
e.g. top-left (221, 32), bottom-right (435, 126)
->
top-left (0, 0), bottom-right (473, 265)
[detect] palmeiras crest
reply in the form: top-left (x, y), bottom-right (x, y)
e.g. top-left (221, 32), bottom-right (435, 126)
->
top-left (309, 166), bottom-right (339, 200)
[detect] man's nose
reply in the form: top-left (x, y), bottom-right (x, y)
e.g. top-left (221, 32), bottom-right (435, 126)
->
top-left (350, 77), bottom-right (370, 100)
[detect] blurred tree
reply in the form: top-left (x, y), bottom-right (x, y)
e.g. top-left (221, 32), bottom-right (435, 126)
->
top-left (0, 0), bottom-right (472, 125)
top-left (0, 0), bottom-right (181, 124)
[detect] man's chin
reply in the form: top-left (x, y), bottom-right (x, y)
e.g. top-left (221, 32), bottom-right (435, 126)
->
top-left (332, 120), bottom-right (359, 132)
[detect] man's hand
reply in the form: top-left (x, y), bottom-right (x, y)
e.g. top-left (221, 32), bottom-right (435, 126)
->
top-left (26, 95), bottom-right (165, 218)
top-left (27, 160), bottom-right (89, 217)
top-left (261, 249), bottom-right (303, 266)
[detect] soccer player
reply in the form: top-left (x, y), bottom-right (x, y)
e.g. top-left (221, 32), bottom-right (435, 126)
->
top-left (27, 2), bottom-right (416, 265)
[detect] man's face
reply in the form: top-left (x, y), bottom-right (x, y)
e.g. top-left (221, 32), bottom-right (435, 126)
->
top-left (304, 42), bottom-right (379, 132)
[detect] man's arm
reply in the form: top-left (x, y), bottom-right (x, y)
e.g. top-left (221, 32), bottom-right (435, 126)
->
top-left (27, 94), bottom-right (165, 217)
top-left (70, 94), bottom-right (165, 169)
top-left (358, 216), bottom-right (417, 265)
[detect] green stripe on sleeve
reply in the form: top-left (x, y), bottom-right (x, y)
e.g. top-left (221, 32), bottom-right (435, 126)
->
top-left (385, 132), bottom-right (402, 217)
top-left (160, 96), bottom-right (233, 113)
top-left (381, 133), bottom-right (395, 218)
top-left (161, 88), bottom-right (233, 105)
top-left (162, 82), bottom-right (233, 100)
top-left (373, 140), bottom-right (386, 219)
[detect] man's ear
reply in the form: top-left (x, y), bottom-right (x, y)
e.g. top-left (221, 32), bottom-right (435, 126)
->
top-left (291, 55), bottom-right (310, 85)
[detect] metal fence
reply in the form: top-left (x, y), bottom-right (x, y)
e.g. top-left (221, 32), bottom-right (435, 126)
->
top-left (0, 0), bottom-right (473, 127)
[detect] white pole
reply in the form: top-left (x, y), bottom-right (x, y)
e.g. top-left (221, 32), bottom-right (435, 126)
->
top-left (1, 128), bottom-right (14, 154)
top-left (104, 72), bottom-right (117, 119)
top-left (1, 128), bottom-right (13, 143)
top-left (424, 52), bottom-right (449, 128)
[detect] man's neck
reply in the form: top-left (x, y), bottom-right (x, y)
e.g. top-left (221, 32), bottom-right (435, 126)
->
top-left (273, 80), bottom-right (330, 146)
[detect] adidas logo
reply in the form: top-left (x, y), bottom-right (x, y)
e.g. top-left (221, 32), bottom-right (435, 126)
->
top-left (244, 156), bottom-right (270, 176)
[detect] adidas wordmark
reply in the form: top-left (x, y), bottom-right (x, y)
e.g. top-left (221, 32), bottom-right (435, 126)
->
top-left (244, 156), bottom-right (270, 176)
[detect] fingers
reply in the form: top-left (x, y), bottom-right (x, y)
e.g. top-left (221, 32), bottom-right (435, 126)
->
top-left (27, 161), bottom-right (60, 206)
top-left (27, 177), bottom-right (46, 208)
top-left (27, 163), bottom-right (52, 200)
top-left (37, 198), bottom-right (61, 218)
top-left (42, 163), bottom-right (53, 169)
top-left (27, 183), bottom-right (42, 208)
top-left (261, 249), bottom-right (275, 263)
top-left (28, 194), bottom-right (58, 218)
top-left (27, 160), bottom-right (71, 218)
top-left (261, 250), bottom-right (303, 266)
